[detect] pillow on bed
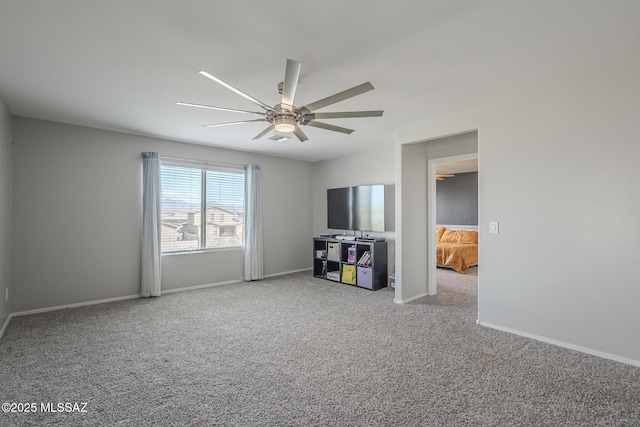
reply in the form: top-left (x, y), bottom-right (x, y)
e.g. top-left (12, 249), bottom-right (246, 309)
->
top-left (440, 229), bottom-right (461, 243)
top-left (436, 227), bottom-right (446, 242)
top-left (440, 229), bottom-right (479, 244)
top-left (459, 230), bottom-right (478, 244)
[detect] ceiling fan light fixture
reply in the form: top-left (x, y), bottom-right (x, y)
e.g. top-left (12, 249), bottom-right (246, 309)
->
top-left (274, 115), bottom-right (297, 133)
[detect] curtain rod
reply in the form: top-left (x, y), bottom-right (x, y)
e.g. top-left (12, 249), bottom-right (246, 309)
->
top-left (148, 154), bottom-right (246, 169)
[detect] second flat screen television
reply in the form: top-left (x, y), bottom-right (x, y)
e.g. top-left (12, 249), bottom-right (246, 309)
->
top-left (327, 184), bottom-right (385, 232)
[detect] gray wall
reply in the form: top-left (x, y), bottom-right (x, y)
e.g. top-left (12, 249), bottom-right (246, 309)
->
top-left (0, 98), bottom-right (12, 330)
top-left (12, 118), bottom-right (313, 312)
top-left (312, 143), bottom-right (395, 271)
top-left (397, 72), bottom-right (640, 364)
top-left (436, 172), bottom-right (478, 225)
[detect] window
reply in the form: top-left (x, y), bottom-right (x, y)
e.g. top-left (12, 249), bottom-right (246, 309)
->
top-left (160, 160), bottom-right (245, 253)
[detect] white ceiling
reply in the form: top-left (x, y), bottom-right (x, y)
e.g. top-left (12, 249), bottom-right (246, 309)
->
top-left (1, 1), bottom-right (639, 163)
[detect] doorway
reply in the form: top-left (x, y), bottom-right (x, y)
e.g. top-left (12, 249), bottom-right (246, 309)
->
top-left (427, 153), bottom-right (478, 295)
top-left (395, 130), bottom-right (478, 303)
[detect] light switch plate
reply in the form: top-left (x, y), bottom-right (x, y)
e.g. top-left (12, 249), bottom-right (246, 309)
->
top-left (489, 222), bottom-right (499, 234)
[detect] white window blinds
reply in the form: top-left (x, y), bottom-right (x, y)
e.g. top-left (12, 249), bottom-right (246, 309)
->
top-left (160, 160), bottom-right (245, 253)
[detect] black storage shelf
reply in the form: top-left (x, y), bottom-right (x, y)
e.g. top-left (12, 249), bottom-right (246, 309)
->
top-left (312, 237), bottom-right (388, 291)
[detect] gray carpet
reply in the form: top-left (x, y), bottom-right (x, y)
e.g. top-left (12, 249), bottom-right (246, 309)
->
top-left (1, 269), bottom-right (639, 426)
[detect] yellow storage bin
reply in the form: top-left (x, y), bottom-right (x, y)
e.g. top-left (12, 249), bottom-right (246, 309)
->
top-left (341, 264), bottom-right (356, 285)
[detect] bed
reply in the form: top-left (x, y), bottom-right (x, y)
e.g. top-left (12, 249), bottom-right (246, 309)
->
top-left (436, 226), bottom-right (478, 273)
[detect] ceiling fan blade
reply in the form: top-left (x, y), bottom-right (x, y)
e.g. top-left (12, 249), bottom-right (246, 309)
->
top-left (281, 59), bottom-right (302, 111)
top-left (177, 101), bottom-right (264, 116)
top-left (305, 121), bottom-right (354, 135)
top-left (203, 119), bottom-right (267, 128)
top-left (299, 82), bottom-right (375, 113)
top-left (293, 126), bottom-right (308, 142)
top-left (303, 110), bottom-right (384, 121)
top-left (253, 125), bottom-right (275, 140)
top-left (199, 70), bottom-right (274, 111)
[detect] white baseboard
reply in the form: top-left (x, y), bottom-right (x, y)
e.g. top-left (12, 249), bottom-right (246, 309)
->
top-left (12, 294), bottom-right (141, 317)
top-left (394, 291), bottom-right (429, 304)
top-left (162, 279), bottom-right (241, 294)
top-left (477, 320), bottom-right (640, 368)
top-left (7, 269), bottom-right (314, 319)
top-left (0, 314), bottom-right (13, 339)
top-left (160, 268), bottom-right (312, 292)
top-left (264, 267), bottom-right (312, 279)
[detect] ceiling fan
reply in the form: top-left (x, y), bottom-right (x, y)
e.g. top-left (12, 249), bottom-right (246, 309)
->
top-left (436, 174), bottom-right (455, 181)
top-left (177, 59), bottom-right (383, 142)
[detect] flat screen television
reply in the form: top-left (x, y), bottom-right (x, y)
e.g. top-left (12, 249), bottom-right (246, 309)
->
top-left (327, 184), bottom-right (385, 232)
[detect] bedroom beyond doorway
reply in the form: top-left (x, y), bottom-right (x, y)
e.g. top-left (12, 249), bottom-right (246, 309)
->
top-left (431, 153), bottom-right (479, 293)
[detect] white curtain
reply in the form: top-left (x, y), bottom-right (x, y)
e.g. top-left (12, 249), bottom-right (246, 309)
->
top-left (243, 164), bottom-right (263, 281)
top-left (141, 152), bottom-right (162, 297)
